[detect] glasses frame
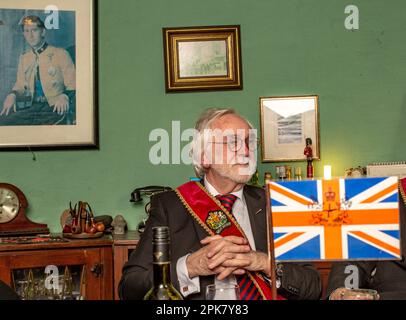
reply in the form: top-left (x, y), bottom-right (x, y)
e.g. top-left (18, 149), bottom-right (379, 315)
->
top-left (209, 136), bottom-right (259, 152)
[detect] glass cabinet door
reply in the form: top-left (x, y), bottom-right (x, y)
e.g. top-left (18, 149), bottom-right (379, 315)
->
top-left (13, 265), bottom-right (85, 300)
top-left (0, 246), bottom-right (113, 300)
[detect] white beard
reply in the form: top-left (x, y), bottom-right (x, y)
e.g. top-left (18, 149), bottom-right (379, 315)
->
top-left (212, 161), bottom-right (256, 184)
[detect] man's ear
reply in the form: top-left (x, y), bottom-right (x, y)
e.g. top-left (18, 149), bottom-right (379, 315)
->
top-left (201, 150), bottom-right (211, 169)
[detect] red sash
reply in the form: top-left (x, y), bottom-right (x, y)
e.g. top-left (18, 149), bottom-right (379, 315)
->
top-left (175, 181), bottom-right (276, 300)
top-left (400, 178), bottom-right (406, 205)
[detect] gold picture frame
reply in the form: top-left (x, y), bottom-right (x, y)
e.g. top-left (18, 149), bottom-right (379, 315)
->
top-left (260, 95), bottom-right (320, 162)
top-left (163, 25), bottom-right (242, 92)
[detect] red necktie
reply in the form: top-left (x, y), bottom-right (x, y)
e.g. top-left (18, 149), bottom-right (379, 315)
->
top-left (215, 194), bottom-right (262, 300)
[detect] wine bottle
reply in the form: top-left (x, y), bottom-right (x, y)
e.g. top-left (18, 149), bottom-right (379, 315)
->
top-left (143, 226), bottom-right (183, 300)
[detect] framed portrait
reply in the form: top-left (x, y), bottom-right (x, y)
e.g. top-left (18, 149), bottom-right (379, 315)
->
top-left (163, 25), bottom-right (242, 92)
top-left (260, 95), bottom-right (320, 162)
top-left (0, 0), bottom-right (98, 150)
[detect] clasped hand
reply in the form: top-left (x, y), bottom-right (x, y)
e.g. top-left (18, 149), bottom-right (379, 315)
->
top-left (186, 235), bottom-right (269, 280)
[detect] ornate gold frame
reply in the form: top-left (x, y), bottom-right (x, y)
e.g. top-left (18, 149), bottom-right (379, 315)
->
top-left (163, 25), bottom-right (242, 92)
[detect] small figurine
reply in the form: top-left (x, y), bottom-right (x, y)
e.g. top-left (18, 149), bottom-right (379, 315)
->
top-left (112, 215), bottom-right (127, 235)
top-left (304, 138), bottom-right (314, 178)
top-left (304, 137), bottom-right (313, 160)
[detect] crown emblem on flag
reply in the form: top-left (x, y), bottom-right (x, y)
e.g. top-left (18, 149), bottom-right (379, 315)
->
top-left (309, 188), bottom-right (353, 226)
top-left (310, 202), bottom-right (352, 226)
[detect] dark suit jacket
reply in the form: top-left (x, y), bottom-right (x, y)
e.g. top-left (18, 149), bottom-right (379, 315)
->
top-left (119, 184), bottom-right (322, 300)
top-left (0, 281), bottom-right (19, 300)
top-left (326, 198), bottom-right (406, 300)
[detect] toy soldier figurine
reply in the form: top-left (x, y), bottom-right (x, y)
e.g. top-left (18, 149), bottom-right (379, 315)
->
top-left (304, 138), bottom-right (314, 178)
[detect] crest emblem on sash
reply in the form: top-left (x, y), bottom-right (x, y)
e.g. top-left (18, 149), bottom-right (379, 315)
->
top-left (206, 210), bottom-right (231, 234)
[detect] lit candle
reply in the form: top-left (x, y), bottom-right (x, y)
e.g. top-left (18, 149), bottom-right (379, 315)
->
top-left (324, 165), bottom-right (332, 180)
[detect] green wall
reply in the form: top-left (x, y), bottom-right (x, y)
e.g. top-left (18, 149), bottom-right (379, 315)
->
top-left (1, 0), bottom-right (405, 232)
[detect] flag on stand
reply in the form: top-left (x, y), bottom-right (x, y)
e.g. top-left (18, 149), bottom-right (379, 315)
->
top-left (269, 176), bottom-right (401, 261)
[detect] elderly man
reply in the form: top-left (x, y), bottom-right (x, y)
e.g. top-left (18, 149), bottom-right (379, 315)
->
top-left (119, 108), bottom-right (321, 300)
top-left (0, 15), bottom-right (75, 126)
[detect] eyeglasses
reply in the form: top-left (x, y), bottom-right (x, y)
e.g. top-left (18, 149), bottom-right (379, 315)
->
top-left (210, 136), bottom-right (259, 152)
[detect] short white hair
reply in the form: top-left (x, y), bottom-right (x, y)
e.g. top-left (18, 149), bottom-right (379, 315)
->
top-left (190, 108), bottom-right (253, 178)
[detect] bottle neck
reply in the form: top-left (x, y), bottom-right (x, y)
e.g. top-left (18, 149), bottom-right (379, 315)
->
top-left (152, 240), bottom-right (171, 286)
top-left (153, 262), bottom-right (171, 286)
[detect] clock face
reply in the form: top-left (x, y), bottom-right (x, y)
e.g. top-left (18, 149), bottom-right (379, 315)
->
top-left (0, 187), bottom-right (20, 223)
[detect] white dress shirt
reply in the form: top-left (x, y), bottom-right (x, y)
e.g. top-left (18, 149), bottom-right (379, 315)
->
top-left (176, 177), bottom-right (256, 299)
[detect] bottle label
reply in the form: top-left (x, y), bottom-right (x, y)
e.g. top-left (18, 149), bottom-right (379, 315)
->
top-left (153, 241), bottom-right (170, 264)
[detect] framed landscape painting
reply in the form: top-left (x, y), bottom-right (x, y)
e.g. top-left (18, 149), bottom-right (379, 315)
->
top-left (163, 25), bottom-right (242, 92)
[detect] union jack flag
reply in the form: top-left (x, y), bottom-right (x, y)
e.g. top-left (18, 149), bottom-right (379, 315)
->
top-left (269, 176), bottom-right (401, 261)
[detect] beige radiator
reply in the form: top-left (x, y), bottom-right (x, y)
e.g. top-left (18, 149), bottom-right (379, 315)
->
top-left (367, 162), bottom-right (406, 178)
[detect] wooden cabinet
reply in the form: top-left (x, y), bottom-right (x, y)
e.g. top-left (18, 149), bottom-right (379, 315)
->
top-left (0, 236), bottom-right (113, 300)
